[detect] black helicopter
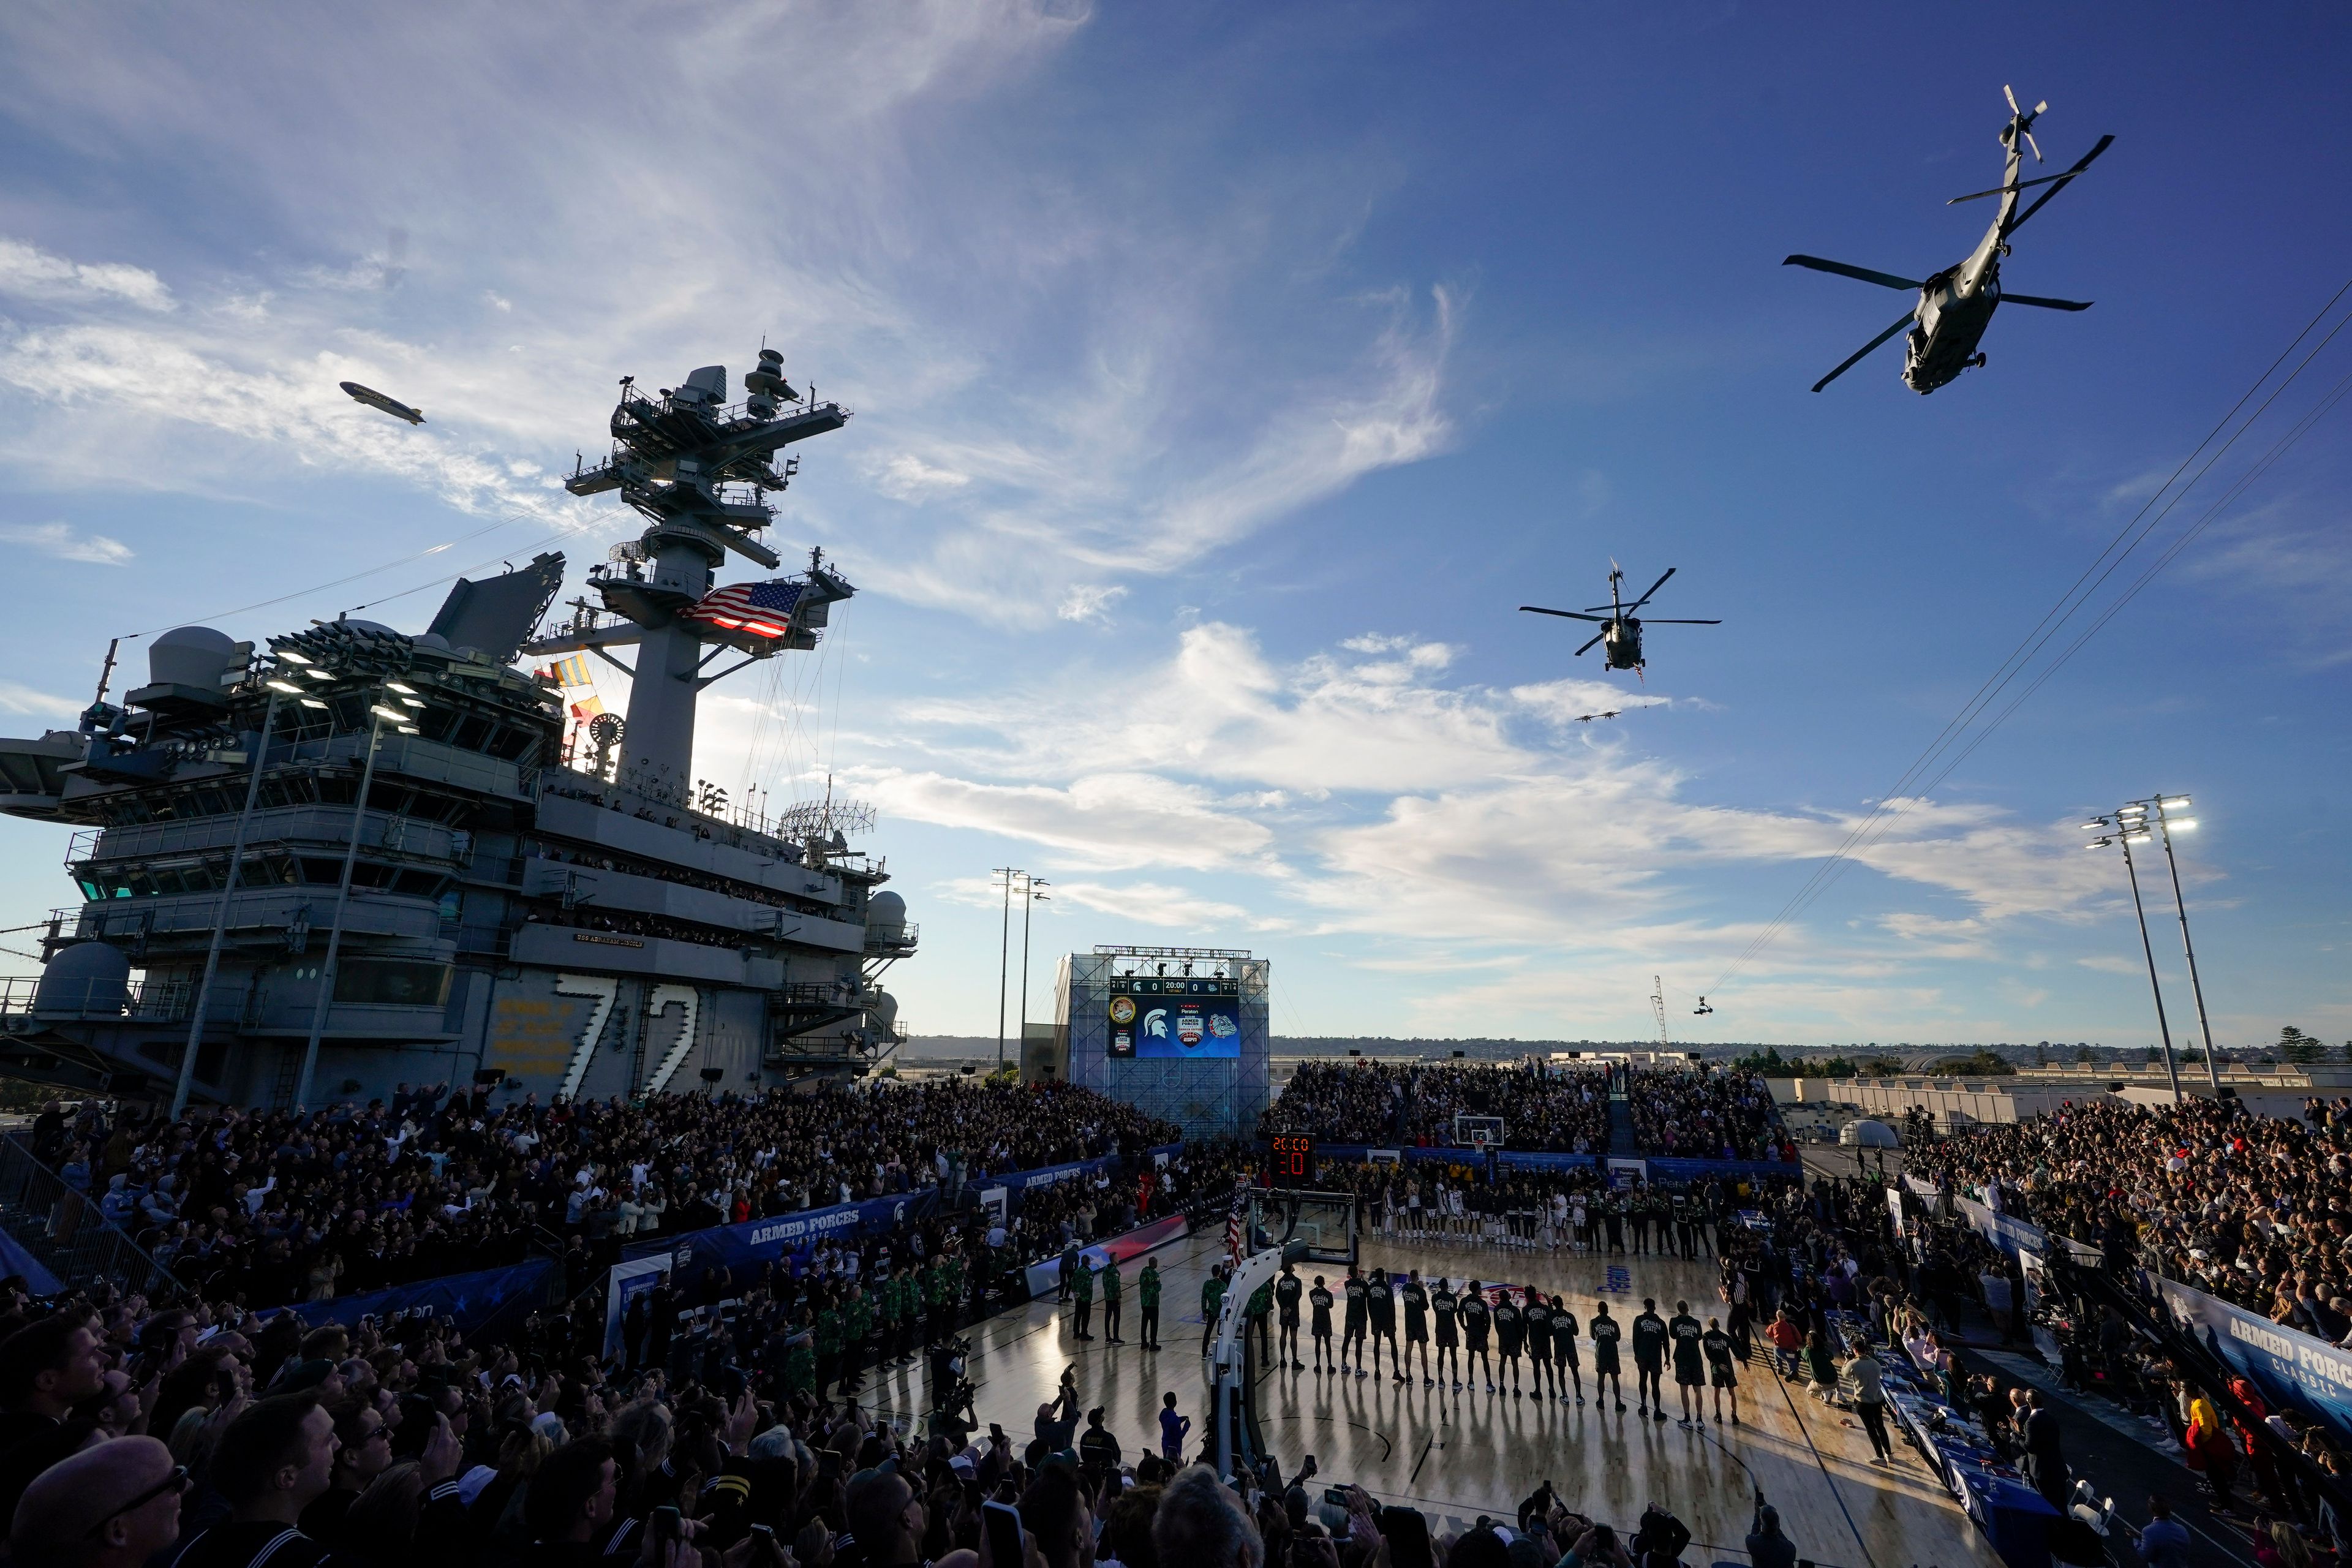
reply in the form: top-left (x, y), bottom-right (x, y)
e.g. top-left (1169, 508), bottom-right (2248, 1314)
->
top-left (1520, 563), bottom-right (1718, 674)
top-left (1785, 86), bottom-right (2113, 394)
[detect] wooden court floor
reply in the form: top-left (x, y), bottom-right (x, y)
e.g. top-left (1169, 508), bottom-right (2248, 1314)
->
top-left (850, 1227), bottom-right (2003, 1568)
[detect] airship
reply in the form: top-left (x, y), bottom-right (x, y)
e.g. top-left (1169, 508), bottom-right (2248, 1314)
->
top-left (339, 380), bottom-right (425, 425)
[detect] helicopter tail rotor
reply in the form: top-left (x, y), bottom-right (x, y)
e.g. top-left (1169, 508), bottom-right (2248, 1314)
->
top-left (2002, 83), bottom-right (2048, 162)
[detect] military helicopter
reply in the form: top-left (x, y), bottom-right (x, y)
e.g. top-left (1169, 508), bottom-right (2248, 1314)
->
top-left (1785, 86), bottom-right (2113, 394)
top-left (1520, 563), bottom-right (1718, 675)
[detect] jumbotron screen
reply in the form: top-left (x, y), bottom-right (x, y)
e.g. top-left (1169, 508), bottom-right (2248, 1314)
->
top-left (1107, 976), bottom-right (1241, 1058)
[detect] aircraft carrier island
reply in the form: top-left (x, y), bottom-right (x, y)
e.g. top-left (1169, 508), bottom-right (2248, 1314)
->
top-left (0, 345), bottom-right (913, 1111)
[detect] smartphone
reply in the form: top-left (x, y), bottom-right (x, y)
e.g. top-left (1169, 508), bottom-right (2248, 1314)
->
top-left (818, 1450), bottom-right (842, 1481)
top-left (1324, 1488), bottom-right (1351, 1507)
top-left (652, 1507), bottom-right (682, 1548)
top-left (984, 1499), bottom-right (1025, 1568)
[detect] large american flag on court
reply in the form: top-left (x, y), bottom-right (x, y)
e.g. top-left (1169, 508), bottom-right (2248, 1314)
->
top-left (1225, 1184), bottom-right (1247, 1261)
top-left (684, 578), bottom-right (804, 639)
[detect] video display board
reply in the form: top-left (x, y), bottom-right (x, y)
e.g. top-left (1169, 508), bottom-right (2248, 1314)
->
top-left (1107, 975), bottom-right (1242, 1059)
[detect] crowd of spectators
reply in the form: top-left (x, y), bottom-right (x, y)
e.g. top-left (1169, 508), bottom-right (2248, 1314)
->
top-left (1913, 1092), bottom-right (2352, 1342)
top-left (30, 1078), bottom-right (1179, 1314)
top-left (1625, 1068), bottom-right (1785, 1161)
top-left (1258, 1061), bottom-right (1607, 1154)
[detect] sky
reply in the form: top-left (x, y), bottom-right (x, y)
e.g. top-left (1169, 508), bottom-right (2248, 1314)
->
top-left (0, 3), bottom-right (2346, 1052)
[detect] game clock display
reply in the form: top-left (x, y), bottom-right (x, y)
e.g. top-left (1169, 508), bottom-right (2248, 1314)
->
top-left (1268, 1134), bottom-right (1314, 1183)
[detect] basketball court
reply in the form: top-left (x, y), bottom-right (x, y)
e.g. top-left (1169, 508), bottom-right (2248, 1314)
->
top-left (852, 1218), bottom-right (2003, 1568)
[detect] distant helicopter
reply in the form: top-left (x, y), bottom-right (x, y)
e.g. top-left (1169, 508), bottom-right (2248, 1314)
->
top-left (1784, 86), bottom-right (2113, 394)
top-left (1693, 996), bottom-right (1714, 1016)
top-left (339, 380), bottom-right (425, 425)
top-left (1520, 563), bottom-right (1719, 675)
top-left (1574, 709), bottom-right (1621, 723)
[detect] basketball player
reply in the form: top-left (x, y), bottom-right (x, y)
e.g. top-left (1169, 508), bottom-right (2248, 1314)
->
top-left (1341, 1266), bottom-right (1369, 1377)
top-left (1493, 1285), bottom-right (1525, 1398)
top-left (1524, 1286), bottom-right (1553, 1400)
top-left (1631, 1297), bottom-right (1669, 1419)
top-left (1703, 1314), bottom-right (1741, 1425)
top-left (1589, 1298), bottom-right (1626, 1411)
top-left (1308, 1274), bottom-right (1335, 1373)
top-left (1276, 1261), bottom-right (1304, 1370)
top-left (1550, 1294), bottom-right (1584, 1404)
top-left (1460, 1280), bottom-right (1494, 1392)
top-left (1432, 1276), bottom-right (1461, 1389)
top-left (1402, 1270), bottom-right (1431, 1385)
top-left (1669, 1298), bottom-right (1706, 1428)
top-left (1368, 1266), bottom-right (1401, 1382)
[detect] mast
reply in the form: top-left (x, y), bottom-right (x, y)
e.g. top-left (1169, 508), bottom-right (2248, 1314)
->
top-left (526, 347), bottom-right (852, 797)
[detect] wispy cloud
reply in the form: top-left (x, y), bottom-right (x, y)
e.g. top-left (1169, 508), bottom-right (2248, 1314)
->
top-left (0, 238), bottom-right (172, 312)
top-left (0, 521), bottom-right (134, 565)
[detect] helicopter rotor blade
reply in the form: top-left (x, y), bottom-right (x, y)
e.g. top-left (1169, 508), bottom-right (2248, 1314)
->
top-left (2003, 293), bottom-right (2094, 312)
top-left (2005, 135), bottom-right (2116, 236)
top-left (1574, 631), bottom-right (1606, 657)
top-left (1809, 309), bottom-right (1917, 393)
top-left (1782, 255), bottom-right (1921, 292)
top-left (1520, 606), bottom-right (1606, 622)
top-left (1947, 167), bottom-right (2094, 205)
top-left (1622, 567), bottom-right (1677, 614)
top-left (2005, 83), bottom-right (2021, 116)
top-left (1642, 619), bottom-right (1722, 625)
top-left (2023, 129), bottom-right (2043, 164)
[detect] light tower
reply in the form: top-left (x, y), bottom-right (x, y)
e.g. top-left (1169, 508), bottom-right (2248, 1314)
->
top-left (527, 348), bottom-right (851, 795)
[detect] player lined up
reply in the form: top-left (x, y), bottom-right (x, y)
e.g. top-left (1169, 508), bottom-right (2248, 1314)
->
top-left (1257, 1262), bottom-right (1740, 1423)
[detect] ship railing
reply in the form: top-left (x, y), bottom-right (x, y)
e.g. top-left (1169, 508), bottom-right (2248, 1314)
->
top-left (0, 1134), bottom-right (183, 1298)
top-left (0, 974), bottom-right (195, 1024)
top-left (863, 922), bottom-right (919, 954)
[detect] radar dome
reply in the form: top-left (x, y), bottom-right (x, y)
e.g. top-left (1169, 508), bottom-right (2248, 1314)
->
top-left (34, 941), bottom-right (130, 1018)
top-left (1839, 1118), bottom-right (1901, 1148)
top-left (866, 891), bottom-right (907, 940)
top-left (148, 627), bottom-right (239, 690)
top-left (867, 990), bottom-right (900, 1032)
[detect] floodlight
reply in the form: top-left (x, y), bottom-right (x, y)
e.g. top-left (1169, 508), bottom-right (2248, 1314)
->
top-left (398, 696), bottom-right (426, 708)
top-left (2171, 820), bottom-right (2196, 831)
top-left (275, 649), bottom-right (312, 666)
top-left (2081, 820), bottom-right (2105, 831)
top-left (386, 680), bottom-right (418, 696)
top-left (265, 680), bottom-right (304, 695)
top-left (299, 698), bottom-right (328, 710)
top-left (2160, 795), bottom-right (2192, 808)
top-left (370, 704), bottom-right (407, 722)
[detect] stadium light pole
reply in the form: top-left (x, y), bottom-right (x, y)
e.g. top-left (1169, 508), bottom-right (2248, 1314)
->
top-left (2086, 808), bottom-right (2182, 1104)
top-left (2139, 794), bottom-right (2223, 1095)
top-left (993, 867), bottom-right (1022, 1075)
top-left (295, 694), bottom-right (412, 1112)
top-left (1017, 876), bottom-right (1050, 1058)
top-left (172, 682), bottom-right (284, 1119)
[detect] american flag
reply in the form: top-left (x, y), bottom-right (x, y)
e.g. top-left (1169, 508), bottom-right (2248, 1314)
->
top-left (684, 578), bottom-right (804, 639)
top-left (1225, 1184), bottom-right (1248, 1262)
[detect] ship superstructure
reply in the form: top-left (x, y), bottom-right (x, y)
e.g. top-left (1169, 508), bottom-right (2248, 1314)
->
top-left (0, 345), bottom-right (911, 1109)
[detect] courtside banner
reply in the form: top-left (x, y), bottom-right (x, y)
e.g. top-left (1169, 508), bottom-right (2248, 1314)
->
top-left (1021, 1213), bottom-right (1192, 1297)
top-left (1954, 1196), bottom-right (2103, 1266)
top-left (2158, 1275), bottom-right (2352, 1443)
top-left (261, 1256), bottom-right (556, 1342)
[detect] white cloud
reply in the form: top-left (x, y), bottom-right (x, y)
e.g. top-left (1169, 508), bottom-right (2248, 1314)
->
top-left (873, 454), bottom-right (973, 501)
top-left (0, 678), bottom-right (83, 717)
top-left (0, 238), bottom-right (173, 312)
top-left (1057, 584), bottom-right (1127, 624)
top-left (0, 521), bottom-right (134, 565)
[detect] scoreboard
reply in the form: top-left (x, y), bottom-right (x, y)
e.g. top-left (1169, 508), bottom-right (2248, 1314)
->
top-left (1267, 1133), bottom-right (1314, 1184)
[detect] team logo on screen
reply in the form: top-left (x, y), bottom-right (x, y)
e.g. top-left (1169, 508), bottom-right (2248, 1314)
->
top-left (1144, 1008), bottom-right (1169, 1039)
top-left (1109, 996), bottom-right (1137, 1025)
top-left (1208, 1013), bottom-right (1238, 1039)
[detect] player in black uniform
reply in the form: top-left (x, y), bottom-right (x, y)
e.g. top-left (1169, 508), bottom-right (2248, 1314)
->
top-left (1549, 1294), bottom-right (1584, 1404)
top-left (1308, 1275), bottom-right (1336, 1373)
top-left (1632, 1297), bottom-right (1669, 1419)
top-left (1589, 1299), bottom-right (1625, 1411)
top-left (1276, 1262), bottom-right (1305, 1369)
top-left (1431, 1278), bottom-right (1461, 1389)
top-left (1401, 1270), bottom-right (1431, 1385)
top-left (1492, 1286), bottom-right (1525, 1397)
top-left (1341, 1267), bottom-right (1369, 1378)
top-left (1363, 1267), bottom-right (1396, 1381)
top-left (1668, 1298), bottom-right (1707, 1427)
top-left (1604, 1194), bottom-right (1626, 1254)
top-left (1702, 1314), bottom-right (1740, 1425)
top-left (1523, 1287), bottom-right (1553, 1401)
top-left (1460, 1280), bottom-right (1493, 1392)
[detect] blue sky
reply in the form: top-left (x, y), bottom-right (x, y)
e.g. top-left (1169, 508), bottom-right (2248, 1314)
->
top-left (0, 4), bottom-right (2346, 1050)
